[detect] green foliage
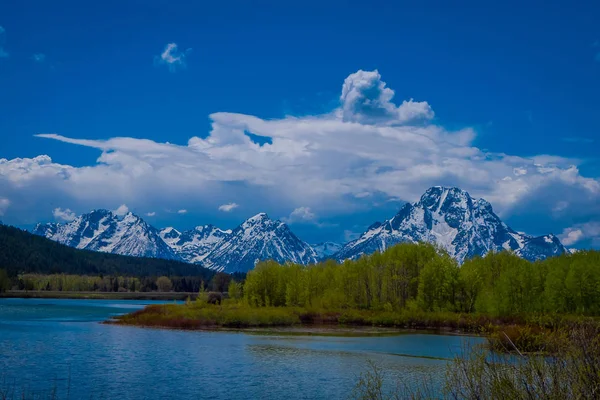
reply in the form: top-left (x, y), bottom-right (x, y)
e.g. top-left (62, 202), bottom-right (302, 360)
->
top-left (115, 303), bottom-right (301, 328)
top-left (238, 243), bottom-right (600, 318)
top-left (210, 272), bottom-right (232, 292)
top-left (242, 243), bottom-right (448, 311)
top-left (227, 280), bottom-right (243, 301)
top-left (156, 276), bottom-right (173, 292)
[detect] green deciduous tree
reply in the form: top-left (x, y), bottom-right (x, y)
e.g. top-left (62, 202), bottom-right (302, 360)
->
top-left (156, 276), bottom-right (173, 292)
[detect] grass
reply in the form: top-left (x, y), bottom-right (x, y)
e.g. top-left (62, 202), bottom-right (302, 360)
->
top-left (352, 322), bottom-right (600, 399)
top-left (111, 300), bottom-right (600, 355)
top-left (111, 302), bottom-right (301, 329)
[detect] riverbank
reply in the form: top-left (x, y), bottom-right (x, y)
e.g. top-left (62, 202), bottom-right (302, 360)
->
top-left (109, 302), bottom-right (600, 353)
top-left (0, 290), bottom-right (197, 300)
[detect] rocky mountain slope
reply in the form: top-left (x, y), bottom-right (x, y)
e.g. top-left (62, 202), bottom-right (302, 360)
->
top-left (201, 213), bottom-right (318, 273)
top-left (32, 187), bottom-right (569, 271)
top-left (33, 210), bottom-right (178, 260)
top-left (334, 186), bottom-right (568, 263)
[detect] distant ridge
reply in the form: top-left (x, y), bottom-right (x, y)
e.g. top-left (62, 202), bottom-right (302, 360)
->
top-left (0, 224), bottom-right (212, 278)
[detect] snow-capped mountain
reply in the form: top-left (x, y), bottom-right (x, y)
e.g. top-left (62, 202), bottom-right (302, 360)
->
top-left (34, 210), bottom-right (319, 273)
top-left (159, 225), bottom-right (232, 264)
top-left (31, 188), bottom-right (569, 273)
top-left (33, 210), bottom-right (178, 260)
top-left (311, 242), bottom-right (343, 260)
top-left (334, 186), bottom-right (568, 263)
top-left (201, 213), bottom-right (319, 273)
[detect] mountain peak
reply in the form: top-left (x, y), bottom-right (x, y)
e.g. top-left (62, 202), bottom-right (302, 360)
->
top-left (241, 213), bottom-right (272, 229)
top-left (34, 209), bottom-right (178, 260)
top-left (419, 186), bottom-right (472, 211)
top-left (248, 212), bottom-right (269, 221)
top-left (336, 186), bottom-right (567, 264)
top-left (203, 212), bottom-right (316, 273)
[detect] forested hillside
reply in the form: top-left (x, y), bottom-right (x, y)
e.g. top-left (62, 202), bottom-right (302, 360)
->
top-left (0, 224), bottom-right (214, 279)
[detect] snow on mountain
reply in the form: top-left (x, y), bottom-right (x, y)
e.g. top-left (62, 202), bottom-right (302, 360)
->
top-left (33, 210), bottom-right (179, 260)
top-left (202, 213), bottom-right (319, 273)
top-left (334, 186), bottom-right (568, 264)
top-left (311, 242), bottom-right (343, 260)
top-left (31, 187), bottom-right (570, 273)
top-left (160, 225), bottom-right (231, 264)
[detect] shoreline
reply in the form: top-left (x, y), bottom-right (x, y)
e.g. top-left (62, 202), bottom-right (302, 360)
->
top-left (107, 302), bottom-right (600, 354)
top-left (106, 302), bottom-right (505, 338)
top-left (103, 318), bottom-right (477, 338)
top-left (0, 290), bottom-right (197, 301)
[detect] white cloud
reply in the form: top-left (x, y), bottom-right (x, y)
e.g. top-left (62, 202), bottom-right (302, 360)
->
top-left (559, 222), bottom-right (600, 246)
top-left (218, 203), bottom-right (239, 212)
top-left (177, 209), bottom-right (187, 214)
top-left (146, 211), bottom-right (156, 217)
top-left (513, 167), bottom-right (527, 176)
top-left (340, 69), bottom-right (433, 124)
top-left (32, 53), bottom-right (46, 63)
top-left (154, 43), bottom-right (190, 72)
top-left (113, 204), bottom-right (129, 216)
top-left (53, 207), bottom-right (76, 222)
top-left (560, 229), bottom-right (584, 246)
top-left (285, 207), bottom-right (317, 224)
top-left (0, 198), bottom-right (9, 216)
top-left (0, 70), bottom-right (598, 238)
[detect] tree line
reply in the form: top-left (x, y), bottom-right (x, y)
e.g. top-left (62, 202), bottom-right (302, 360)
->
top-left (0, 272), bottom-right (241, 294)
top-left (240, 243), bottom-right (600, 316)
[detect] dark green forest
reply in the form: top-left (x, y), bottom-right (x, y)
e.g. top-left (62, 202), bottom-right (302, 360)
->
top-left (0, 224), bottom-right (213, 279)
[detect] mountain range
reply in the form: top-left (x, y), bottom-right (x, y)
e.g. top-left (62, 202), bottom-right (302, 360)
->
top-left (33, 186), bottom-right (569, 272)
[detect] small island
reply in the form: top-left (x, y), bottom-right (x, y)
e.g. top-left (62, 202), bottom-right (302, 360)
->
top-left (110, 242), bottom-right (600, 355)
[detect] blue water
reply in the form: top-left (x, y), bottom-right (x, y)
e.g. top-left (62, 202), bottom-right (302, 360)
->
top-left (0, 299), bottom-right (483, 399)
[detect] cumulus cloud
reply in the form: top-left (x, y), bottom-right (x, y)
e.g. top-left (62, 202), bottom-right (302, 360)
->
top-left (0, 70), bottom-right (599, 241)
top-left (113, 204), bottom-right (129, 216)
top-left (154, 43), bottom-right (190, 72)
top-left (340, 69), bottom-right (433, 124)
top-left (146, 212), bottom-right (156, 217)
top-left (218, 203), bottom-right (239, 212)
top-left (53, 207), bottom-right (76, 222)
top-left (0, 26), bottom-right (8, 59)
top-left (282, 207), bottom-right (335, 228)
top-left (177, 209), bottom-right (187, 214)
top-left (0, 198), bottom-right (9, 216)
top-left (560, 222), bottom-right (600, 246)
top-left (284, 207), bottom-right (317, 224)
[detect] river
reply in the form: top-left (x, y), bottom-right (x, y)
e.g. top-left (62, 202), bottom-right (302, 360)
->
top-left (0, 298), bottom-right (483, 399)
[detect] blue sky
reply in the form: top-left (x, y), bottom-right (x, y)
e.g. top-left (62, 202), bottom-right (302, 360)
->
top-left (0, 0), bottom-right (599, 247)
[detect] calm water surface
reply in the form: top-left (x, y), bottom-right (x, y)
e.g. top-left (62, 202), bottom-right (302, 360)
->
top-left (0, 299), bottom-right (483, 399)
